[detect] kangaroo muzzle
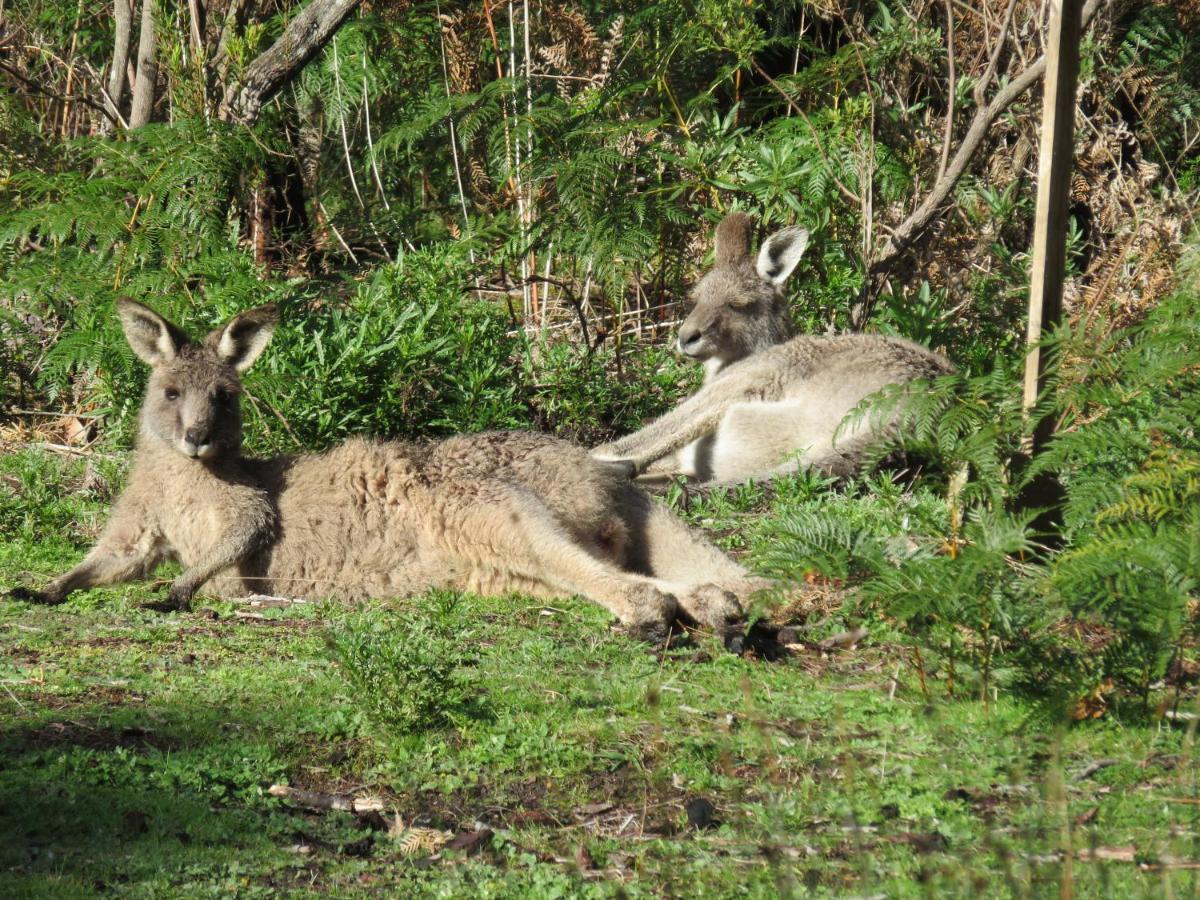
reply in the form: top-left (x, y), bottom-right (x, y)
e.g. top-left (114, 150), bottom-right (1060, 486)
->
top-left (677, 326), bottom-right (707, 357)
top-left (180, 426), bottom-right (216, 459)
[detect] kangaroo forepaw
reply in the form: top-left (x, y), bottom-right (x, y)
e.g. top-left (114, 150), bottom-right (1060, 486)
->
top-left (591, 446), bottom-right (652, 475)
top-left (593, 458), bottom-right (640, 480)
top-left (167, 584), bottom-right (194, 612)
top-left (142, 581), bottom-right (195, 613)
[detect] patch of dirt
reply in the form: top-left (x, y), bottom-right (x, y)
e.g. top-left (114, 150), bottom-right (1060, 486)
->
top-left (4, 646), bottom-right (43, 665)
top-left (18, 682), bottom-right (146, 711)
top-left (75, 635), bottom-right (137, 649)
top-left (272, 758), bottom-right (691, 843)
top-left (4, 719), bottom-right (174, 753)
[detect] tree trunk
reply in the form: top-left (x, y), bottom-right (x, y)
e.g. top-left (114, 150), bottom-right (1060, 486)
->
top-left (128, 0), bottom-right (157, 128)
top-left (219, 0), bottom-right (363, 124)
top-left (99, 0), bottom-right (134, 133)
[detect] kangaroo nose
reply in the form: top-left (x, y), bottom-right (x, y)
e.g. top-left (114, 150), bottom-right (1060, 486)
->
top-left (678, 327), bottom-right (703, 355)
top-left (184, 428), bottom-right (209, 447)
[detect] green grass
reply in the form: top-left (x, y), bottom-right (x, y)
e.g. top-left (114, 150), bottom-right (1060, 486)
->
top-left (1, 448), bottom-right (1198, 897)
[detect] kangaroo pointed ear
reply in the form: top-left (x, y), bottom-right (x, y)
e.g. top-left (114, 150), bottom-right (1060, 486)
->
top-left (116, 298), bottom-right (187, 366)
top-left (713, 212), bottom-right (755, 268)
top-left (206, 304), bottom-right (277, 372)
top-left (755, 226), bottom-right (809, 285)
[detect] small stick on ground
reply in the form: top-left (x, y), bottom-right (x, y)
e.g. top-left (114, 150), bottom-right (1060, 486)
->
top-left (267, 784), bottom-right (385, 815)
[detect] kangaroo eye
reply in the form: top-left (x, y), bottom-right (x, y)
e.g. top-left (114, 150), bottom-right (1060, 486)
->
top-left (164, 388), bottom-right (180, 401)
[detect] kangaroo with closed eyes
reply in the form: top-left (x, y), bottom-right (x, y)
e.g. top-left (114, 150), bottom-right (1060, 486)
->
top-left (594, 213), bottom-right (952, 483)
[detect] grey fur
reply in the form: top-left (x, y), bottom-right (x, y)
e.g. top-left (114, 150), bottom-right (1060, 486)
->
top-left (22, 301), bottom-right (763, 639)
top-left (595, 214), bottom-right (953, 483)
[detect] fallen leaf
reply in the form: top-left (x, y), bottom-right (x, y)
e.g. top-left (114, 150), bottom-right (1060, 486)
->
top-left (1074, 806), bottom-right (1099, 826)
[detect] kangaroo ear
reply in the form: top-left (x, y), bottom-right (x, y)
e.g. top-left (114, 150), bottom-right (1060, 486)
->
top-left (206, 304), bottom-right (277, 372)
top-left (116, 298), bottom-right (187, 366)
top-left (755, 226), bottom-right (809, 285)
top-left (713, 212), bottom-right (755, 267)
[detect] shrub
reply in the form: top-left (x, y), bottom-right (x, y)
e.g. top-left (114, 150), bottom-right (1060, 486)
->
top-left (326, 593), bottom-right (485, 737)
top-left (250, 247), bottom-right (526, 452)
top-left (755, 273), bottom-right (1200, 704)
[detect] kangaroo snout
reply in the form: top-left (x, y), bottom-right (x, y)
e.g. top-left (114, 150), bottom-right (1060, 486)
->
top-left (181, 427), bottom-right (215, 459)
top-left (677, 326), bottom-right (705, 357)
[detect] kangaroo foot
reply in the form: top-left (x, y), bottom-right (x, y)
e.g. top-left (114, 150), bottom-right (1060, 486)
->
top-left (6, 585), bottom-right (60, 605)
top-left (617, 584), bottom-right (678, 644)
top-left (678, 583), bottom-right (744, 636)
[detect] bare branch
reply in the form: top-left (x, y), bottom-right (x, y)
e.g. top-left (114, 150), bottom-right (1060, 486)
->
top-left (0, 59), bottom-right (119, 124)
top-left (936, 0), bottom-right (955, 182)
top-left (974, 0), bottom-right (1020, 107)
top-left (99, 0), bottom-right (134, 133)
top-left (851, 0), bottom-right (1108, 328)
top-left (219, 0), bottom-right (363, 124)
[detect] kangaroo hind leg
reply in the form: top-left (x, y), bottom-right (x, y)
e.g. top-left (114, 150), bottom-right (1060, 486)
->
top-left (449, 485), bottom-right (679, 641)
top-left (618, 487), bottom-right (759, 635)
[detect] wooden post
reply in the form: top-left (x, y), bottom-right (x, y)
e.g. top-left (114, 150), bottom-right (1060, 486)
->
top-left (1022, 0), bottom-right (1083, 443)
top-left (1019, 0), bottom-right (1083, 532)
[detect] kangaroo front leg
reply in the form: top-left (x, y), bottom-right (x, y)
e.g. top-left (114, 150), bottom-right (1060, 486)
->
top-left (593, 373), bottom-right (763, 473)
top-left (16, 525), bottom-right (163, 605)
top-left (164, 520), bottom-right (268, 610)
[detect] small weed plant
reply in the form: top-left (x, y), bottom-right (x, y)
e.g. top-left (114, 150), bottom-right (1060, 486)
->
top-left (327, 593), bottom-right (484, 737)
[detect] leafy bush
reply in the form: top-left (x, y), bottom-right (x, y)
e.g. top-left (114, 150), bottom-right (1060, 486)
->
top-left (251, 247), bottom-right (525, 452)
top-left (756, 275), bottom-right (1200, 703)
top-left (326, 593), bottom-right (485, 737)
top-left (522, 338), bottom-right (698, 443)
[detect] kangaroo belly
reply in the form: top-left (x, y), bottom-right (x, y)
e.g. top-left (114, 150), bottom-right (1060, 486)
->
top-left (236, 441), bottom-right (455, 601)
top-left (205, 433), bottom-right (633, 602)
top-left (430, 431), bottom-right (629, 543)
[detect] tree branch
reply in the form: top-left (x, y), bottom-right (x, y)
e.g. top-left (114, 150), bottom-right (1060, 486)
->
top-left (936, 0), bottom-right (956, 182)
top-left (99, 0), bottom-right (134, 134)
top-left (0, 59), bottom-right (120, 124)
top-left (851, 0), bottom-right (1107, 329)
top-left (219, 0), bottom-right (363, 124)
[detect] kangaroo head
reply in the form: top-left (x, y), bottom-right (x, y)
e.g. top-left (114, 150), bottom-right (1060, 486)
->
top-left (677, 213), bottom-right (808, 373)
top-left (116, 299), bottom-right (277, 461)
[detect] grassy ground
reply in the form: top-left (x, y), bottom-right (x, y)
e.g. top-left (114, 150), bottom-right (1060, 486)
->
top-left (1, 447), bottom-right (1197, 897)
